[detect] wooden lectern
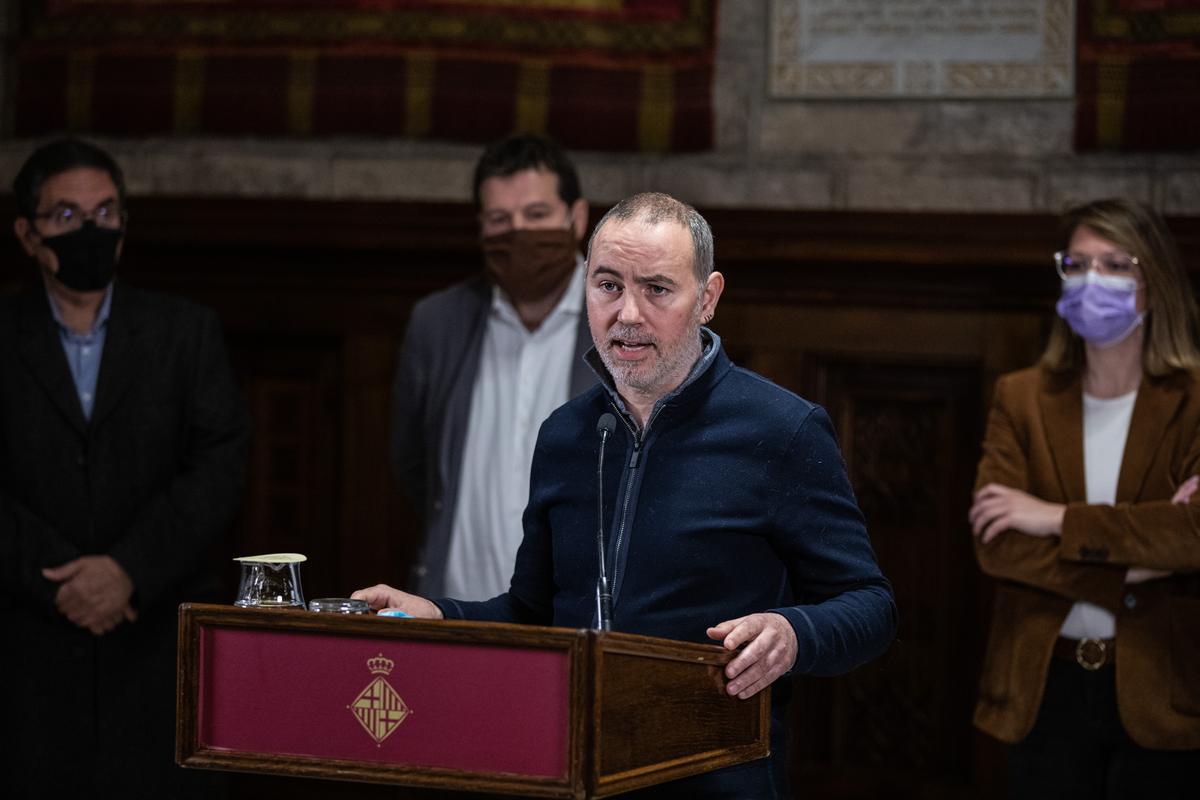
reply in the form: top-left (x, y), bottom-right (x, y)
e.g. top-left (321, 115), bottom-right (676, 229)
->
top-left (176, 604), bottom-right (769, 798)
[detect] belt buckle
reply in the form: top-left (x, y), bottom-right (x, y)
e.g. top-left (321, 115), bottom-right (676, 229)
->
top-left (1075, 637), bottom-right (1108, 671)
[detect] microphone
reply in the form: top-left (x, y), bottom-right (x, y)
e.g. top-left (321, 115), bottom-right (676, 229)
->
top-left (595, 413), bottom-right (617, 631)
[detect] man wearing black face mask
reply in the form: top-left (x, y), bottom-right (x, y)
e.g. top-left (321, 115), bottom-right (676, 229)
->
top-left (392, 133), bottom-right (593, 601)
top-left (0, 138), bottom-right (248, 798)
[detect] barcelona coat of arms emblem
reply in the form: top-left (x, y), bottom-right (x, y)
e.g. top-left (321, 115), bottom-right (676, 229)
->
top-left (349, 654), bottom-right (411, 745)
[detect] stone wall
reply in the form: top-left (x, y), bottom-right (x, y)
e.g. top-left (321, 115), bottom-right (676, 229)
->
top-left (1, 1), bottom-right (1197, 213)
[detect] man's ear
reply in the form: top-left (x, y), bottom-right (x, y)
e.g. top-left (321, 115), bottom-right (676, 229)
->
top-left (701, 270), bottom-right (725, 321)
top-left (13, 217), bottom-right (37, 257)
top-left (570, 197), bottom-right (589, 243)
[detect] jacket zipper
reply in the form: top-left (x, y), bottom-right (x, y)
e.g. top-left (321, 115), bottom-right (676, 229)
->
top-left (608, 402), bottom-right (664, 608)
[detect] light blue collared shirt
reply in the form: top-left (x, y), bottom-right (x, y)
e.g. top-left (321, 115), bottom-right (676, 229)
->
top-left (47, 285), bottom-right (113, 421)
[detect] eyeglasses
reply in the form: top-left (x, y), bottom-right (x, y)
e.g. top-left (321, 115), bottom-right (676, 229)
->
top-left (1054, 250), bottom-right (1139, 280)
top-left (33, 201), bottom-right (125, 234)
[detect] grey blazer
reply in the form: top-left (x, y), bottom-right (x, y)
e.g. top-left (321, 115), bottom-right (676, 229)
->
top-left (390, 274), bottom-right (594, 595)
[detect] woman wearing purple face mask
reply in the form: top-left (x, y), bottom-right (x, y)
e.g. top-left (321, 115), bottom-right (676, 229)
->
top-left (968, 199), bottom-right (1200, 799)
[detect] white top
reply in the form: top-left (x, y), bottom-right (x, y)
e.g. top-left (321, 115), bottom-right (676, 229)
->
top-left (442, 261), bottom-right (585, 601)
top-left (1059, 389), bottom-right (1137, 640)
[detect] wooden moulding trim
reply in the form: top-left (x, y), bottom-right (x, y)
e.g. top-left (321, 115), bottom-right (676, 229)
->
top-left (120, 200), bottom-right (1065, 269)
top-left (595, 630), bottom-right (738, 664)
top-left (175, 602), bottom-right (202, 766)
top-left (587, 633), bottom-right (604, 796)
top-left (594, 745), bottom-right (771, 799)
top-left (1, 195), bottom-right (1197, 270)
top-left (568, 632), bottom-right (592, 800)
top-left (178, 602), bottom-right (584, 645)
top-left (180, 749), bottom-right (580, 797)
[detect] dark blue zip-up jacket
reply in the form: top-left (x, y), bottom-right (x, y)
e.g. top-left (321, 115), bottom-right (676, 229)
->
top-left (437, 331), bottom-right (897, 796)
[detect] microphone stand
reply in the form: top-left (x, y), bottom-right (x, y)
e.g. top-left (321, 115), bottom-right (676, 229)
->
top-left (595, 413), bottom-right (616, 631)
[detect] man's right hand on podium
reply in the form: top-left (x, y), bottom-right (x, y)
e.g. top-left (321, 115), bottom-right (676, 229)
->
top-left (351, 584), bottom-right (444, 619)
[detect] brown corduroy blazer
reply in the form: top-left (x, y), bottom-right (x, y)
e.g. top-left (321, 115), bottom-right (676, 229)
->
top-left (972, 365), bottom-right (1200, 750)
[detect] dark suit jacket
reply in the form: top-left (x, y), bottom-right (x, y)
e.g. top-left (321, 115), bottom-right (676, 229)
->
top-left (390, 272), bottom-right (594, 596)
top-left (973, 365), bottom-right (1200, 750)
top-left (0, 284), bottom-right (249, 796)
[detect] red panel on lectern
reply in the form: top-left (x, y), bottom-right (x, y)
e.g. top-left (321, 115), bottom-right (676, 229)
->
top-left (197, 627), bottom-right (570, 778)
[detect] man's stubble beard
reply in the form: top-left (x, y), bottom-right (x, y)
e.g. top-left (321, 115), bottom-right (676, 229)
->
top-left (598, 300), bottom-right (704, 399)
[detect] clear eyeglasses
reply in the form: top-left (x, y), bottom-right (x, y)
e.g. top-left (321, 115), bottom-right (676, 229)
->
top-left (33, 201), bottom-right (125, 234)
top-left (1054, 250), bottom-right (1139, 280)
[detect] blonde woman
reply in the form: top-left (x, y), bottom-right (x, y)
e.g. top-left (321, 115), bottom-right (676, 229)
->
top-left (969, 199), bottom-right (1200, 798)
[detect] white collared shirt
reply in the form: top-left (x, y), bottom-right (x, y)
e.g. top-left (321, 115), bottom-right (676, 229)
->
top-left (442, 260), bottom-right (585, 601)
top-left (1059, 388), bottom-right (1137, 640)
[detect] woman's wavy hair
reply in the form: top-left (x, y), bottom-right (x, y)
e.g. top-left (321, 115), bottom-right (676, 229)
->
top-left (1041, 198), bottom-right (1200, 376)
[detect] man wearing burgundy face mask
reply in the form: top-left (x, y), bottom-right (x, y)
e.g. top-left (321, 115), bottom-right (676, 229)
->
top-left (392, 134), bottom-right (594, 601)
top-left (1, 138), bottom-right (248, 797)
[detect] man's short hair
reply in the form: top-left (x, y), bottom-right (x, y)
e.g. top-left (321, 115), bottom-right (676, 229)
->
top-left (12, 138), bottom-right (127, 220)
top-left (472, 133), bottom-right (582, 209)
top-left (587, 192), bottom-right (714, 285)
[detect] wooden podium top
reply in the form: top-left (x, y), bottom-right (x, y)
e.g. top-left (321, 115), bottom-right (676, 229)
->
top-left (176, 603), bottom-right (769, 798)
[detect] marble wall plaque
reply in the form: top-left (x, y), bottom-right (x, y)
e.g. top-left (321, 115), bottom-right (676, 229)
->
top-left (770, 0), bottom-right (1073, 98)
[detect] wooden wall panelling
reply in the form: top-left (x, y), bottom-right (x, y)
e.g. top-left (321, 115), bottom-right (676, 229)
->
top-left (228, 332), bottom-right (344, 599)
top-left (799, 354), bottom-right (992, 798)
top-left (337, 329), bottom-right (416, 594)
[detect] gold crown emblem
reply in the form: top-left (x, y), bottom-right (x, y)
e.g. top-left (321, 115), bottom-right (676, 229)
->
top-left (367, 654), bottom-right (394, 675)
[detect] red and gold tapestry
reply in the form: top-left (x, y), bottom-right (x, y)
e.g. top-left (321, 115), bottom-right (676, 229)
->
top-left (13, 0), bottom-right (716, 152)
top-left (1075, 0), bottom-right (1200, 151)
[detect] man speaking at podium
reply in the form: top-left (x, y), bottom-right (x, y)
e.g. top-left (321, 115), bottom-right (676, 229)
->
top-left (355, 192), bottom-right (896, 798)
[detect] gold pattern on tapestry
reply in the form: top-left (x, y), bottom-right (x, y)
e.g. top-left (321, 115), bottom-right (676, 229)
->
top-left (516, 59), bottom-right (551, 134)
top-left (638, 64), bottom-right (673, 152)
top-left (66, 52), bottom-right (95, 131)
top-left (174, 49), bottom-right (206, 133)
top-left (1096, 55), bottom-right (1130, 149)
top-left (288, 50), bottom-right (318, 134)
top-left (405, 53), bottom-right (435, 138)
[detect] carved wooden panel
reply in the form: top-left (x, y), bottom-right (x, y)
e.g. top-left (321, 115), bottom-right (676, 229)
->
top-left (231, 338), bottom-right (343, 599)
top-left (790, 355), bottom-right (997, 799)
